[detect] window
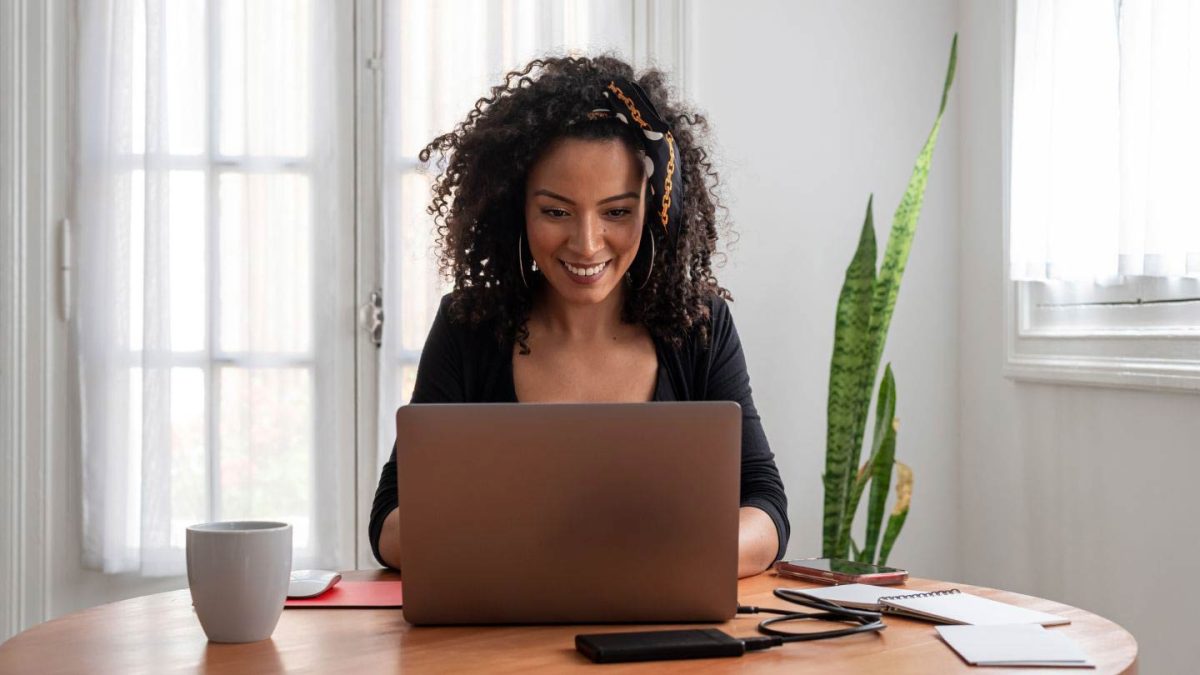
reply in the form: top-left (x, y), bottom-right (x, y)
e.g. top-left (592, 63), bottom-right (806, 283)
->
top-left (75, 0), bottom-right (356, 574)
top-left (1005, 0), bottom-right (1200, 391)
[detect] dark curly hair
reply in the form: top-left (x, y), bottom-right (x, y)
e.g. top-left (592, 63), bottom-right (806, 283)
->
top-left (418, 53), bottom-right (733, 354)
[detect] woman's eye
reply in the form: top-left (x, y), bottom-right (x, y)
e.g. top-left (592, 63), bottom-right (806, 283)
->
top-left (542, 208), bottom-right (569, 218)
top-left (606, 208), bottom-right (632, 218)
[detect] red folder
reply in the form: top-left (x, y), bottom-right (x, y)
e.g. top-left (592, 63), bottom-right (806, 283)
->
top-left (284, 581), bottom-right (403, 608)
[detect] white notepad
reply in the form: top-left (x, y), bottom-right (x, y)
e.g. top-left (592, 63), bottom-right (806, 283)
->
top-left (936, 624), bottom-right (1094, 668)
top-left (882, 589), bottom-right (1069, 626)
top-left (793, 585), bottom-right (1070, 626)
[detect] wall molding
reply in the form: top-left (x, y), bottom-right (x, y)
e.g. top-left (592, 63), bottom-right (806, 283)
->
top-left (1, 0), bottom-right (64, 642)
top-left (0, 0), bottom-right (30, 644)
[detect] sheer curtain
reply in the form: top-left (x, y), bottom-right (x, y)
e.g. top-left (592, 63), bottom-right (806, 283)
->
top-left (75, 0), bottom-right (353, 575)
top-left (376, 0), bottom-right (639, 468)
top-left (1010, 0), bottom-right (1200, 281)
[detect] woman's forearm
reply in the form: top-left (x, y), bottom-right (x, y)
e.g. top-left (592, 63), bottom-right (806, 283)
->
top-left (378, 507), bottom-right (402, 572)
top-left (737, 506), bottom-right (779, 578)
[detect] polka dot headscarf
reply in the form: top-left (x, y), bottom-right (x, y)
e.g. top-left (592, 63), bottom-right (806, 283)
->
top-left (588, 78), bottom-right (683, 248)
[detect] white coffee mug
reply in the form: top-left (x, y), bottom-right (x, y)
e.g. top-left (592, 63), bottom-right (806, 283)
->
top-left (186, 521), bottom-right (292, 643)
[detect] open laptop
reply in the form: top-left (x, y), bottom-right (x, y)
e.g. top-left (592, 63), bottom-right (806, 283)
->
top-left (395, 401), bottom-right (741, 625)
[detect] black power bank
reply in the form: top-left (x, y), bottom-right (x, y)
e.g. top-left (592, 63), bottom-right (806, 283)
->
top-left (575, 629), bottom-right (746, 663)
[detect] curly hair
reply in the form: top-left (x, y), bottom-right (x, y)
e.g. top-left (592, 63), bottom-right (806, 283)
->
top-left (418, 53), bottom-right (733, 354)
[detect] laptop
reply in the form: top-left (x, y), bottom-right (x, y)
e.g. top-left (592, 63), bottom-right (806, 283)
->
top-left (395, 401), bottom-right (742, 625)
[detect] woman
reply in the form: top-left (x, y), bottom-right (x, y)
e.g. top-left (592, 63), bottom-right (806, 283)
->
top-left (369, 55), bottom-right (789, 578)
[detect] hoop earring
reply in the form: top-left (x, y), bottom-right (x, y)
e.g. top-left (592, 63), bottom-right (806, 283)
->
top-left (518, 233), bottom-right (538, 289)
top-left (518, 233), bottom-right (529, 289)
top-left (636, 229), bottom-right (655, 291)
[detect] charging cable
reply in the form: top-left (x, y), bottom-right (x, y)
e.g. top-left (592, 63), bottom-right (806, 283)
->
top-left (575, 589), bottom-right (885, 663)
top-left (735, 588), bottom-right (886, 649)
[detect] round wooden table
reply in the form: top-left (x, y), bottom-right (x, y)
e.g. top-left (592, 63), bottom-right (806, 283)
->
top-left (0, 571), bottom-right (1137, 673)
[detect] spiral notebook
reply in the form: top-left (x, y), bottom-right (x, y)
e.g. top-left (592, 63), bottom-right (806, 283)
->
top-left (881, 589), bottom-right (1069, 626)
top-left (796, 585), bottom-right (1069, 626)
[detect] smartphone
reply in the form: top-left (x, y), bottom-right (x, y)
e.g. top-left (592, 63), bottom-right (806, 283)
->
top-left (773, 557), bottom-right (908, 585)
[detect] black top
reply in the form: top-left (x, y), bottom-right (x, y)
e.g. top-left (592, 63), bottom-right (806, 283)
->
top-left (368, 293), bottom-right (791, 568)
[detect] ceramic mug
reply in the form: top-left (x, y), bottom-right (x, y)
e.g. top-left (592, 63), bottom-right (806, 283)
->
top-left (186, 521), bottom-right (292, 643)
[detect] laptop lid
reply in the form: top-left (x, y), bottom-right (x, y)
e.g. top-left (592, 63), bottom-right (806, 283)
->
top-left (396, 402), bottom-right (741, 625)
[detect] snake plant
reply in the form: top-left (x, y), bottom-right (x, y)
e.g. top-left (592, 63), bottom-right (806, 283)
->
top-left (821, 35), bottom-right (957, 566)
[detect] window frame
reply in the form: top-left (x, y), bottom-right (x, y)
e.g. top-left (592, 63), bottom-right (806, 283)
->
top-left (1, 0), bottom-right (62, 642)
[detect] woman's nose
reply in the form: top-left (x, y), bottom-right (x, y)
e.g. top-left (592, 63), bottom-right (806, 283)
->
top-left (569, 212), bottom-right (605, 257)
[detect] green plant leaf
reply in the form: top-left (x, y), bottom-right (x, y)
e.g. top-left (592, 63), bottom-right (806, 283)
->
top-left (821, 34), bottom-right (956, 562)
top-left (847, 461), bottom-right (872, 562)
top-left (837, 362), bottom-right (897, 558)
top-left (861, 366), bottom-right (898, 564)
top-left (878, 461), bottom-right (913, 566)
top-left (867, 34), bottom-right (957, 380)
top-left (822, 197), bottom-right (877, 558)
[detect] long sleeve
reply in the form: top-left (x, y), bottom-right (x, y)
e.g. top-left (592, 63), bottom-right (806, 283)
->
top-left (704, 296), bottom-right (791, 561)
top-left (368, 295), bottom-right (467, 568)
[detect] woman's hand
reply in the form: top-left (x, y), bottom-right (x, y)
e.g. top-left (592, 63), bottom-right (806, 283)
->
top-left (737, 506), bottom-right (779, 578)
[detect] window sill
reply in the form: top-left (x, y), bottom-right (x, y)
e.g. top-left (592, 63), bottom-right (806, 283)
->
top-left (1004, 352), bottom-right (1200, 392)
top-left (1004, 280), bottom-right (1200, 393)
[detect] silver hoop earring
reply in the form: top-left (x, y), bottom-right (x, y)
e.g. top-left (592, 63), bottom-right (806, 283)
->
top-left (518, 233), bottom-right (538, 289)
top-left (518, 233), bottom-right (529, 289)
top-left (636, 230), bottom-right (655, 291)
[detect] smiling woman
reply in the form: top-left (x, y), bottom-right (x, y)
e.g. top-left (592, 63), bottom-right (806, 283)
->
top-left (369, 54), bottom-right (790, 579)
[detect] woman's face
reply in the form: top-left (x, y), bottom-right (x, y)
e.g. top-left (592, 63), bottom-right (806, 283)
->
top-left (524, 137), bottom-right (646, 307)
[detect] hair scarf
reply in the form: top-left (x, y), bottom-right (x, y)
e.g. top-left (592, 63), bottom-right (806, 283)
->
top-left (588, 78), bottom-right (683, 249)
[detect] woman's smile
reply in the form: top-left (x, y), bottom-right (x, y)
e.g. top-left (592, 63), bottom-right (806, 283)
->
top-left (560, 258), bottom-right (611, 283)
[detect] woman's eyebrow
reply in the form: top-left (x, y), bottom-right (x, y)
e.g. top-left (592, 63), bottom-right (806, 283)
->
top-left (533, 189), bottom-right (639, 205)
top-left (597, 191), bottom-right (640, 204)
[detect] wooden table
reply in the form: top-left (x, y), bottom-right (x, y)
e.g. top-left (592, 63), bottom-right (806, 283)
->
top-left (0, 570), bottom-right (1137, 674)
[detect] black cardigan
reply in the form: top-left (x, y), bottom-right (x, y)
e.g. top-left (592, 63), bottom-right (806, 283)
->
top-left (368, 292), bottom-right (791, 567)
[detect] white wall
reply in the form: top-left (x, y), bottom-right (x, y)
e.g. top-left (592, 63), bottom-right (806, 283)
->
top-left (691, 0), bottom-right (963, 580)
top-left (958, 2), bottom-right (1196, 672)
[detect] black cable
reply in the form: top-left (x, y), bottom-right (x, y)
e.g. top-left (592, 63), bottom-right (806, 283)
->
top-left (734, 588), bottom-right (886, 647)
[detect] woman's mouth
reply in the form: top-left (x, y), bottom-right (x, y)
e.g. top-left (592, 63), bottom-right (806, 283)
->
top-left (560, 259), bottom-right (610, 285)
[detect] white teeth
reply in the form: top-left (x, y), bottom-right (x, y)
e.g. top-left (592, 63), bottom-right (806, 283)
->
top-left (563, 260), bottom-right (608, 277)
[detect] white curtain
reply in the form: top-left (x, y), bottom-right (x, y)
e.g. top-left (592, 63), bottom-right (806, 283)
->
top-left (76, 0), bottom-right (351, 575)
top-left (376, 0), bottom-right (638, 467)
top-left (1010, 0), bottom-right (1200, 281)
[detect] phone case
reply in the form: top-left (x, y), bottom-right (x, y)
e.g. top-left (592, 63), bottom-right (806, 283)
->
top-left (775, 567), bottom-right (849, 584)
top-left (774, 561), bottom-right (908, 586)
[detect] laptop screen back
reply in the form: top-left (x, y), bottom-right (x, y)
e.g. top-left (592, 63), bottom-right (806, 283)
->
top-left (396, 402), bottom-right (741, 625)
